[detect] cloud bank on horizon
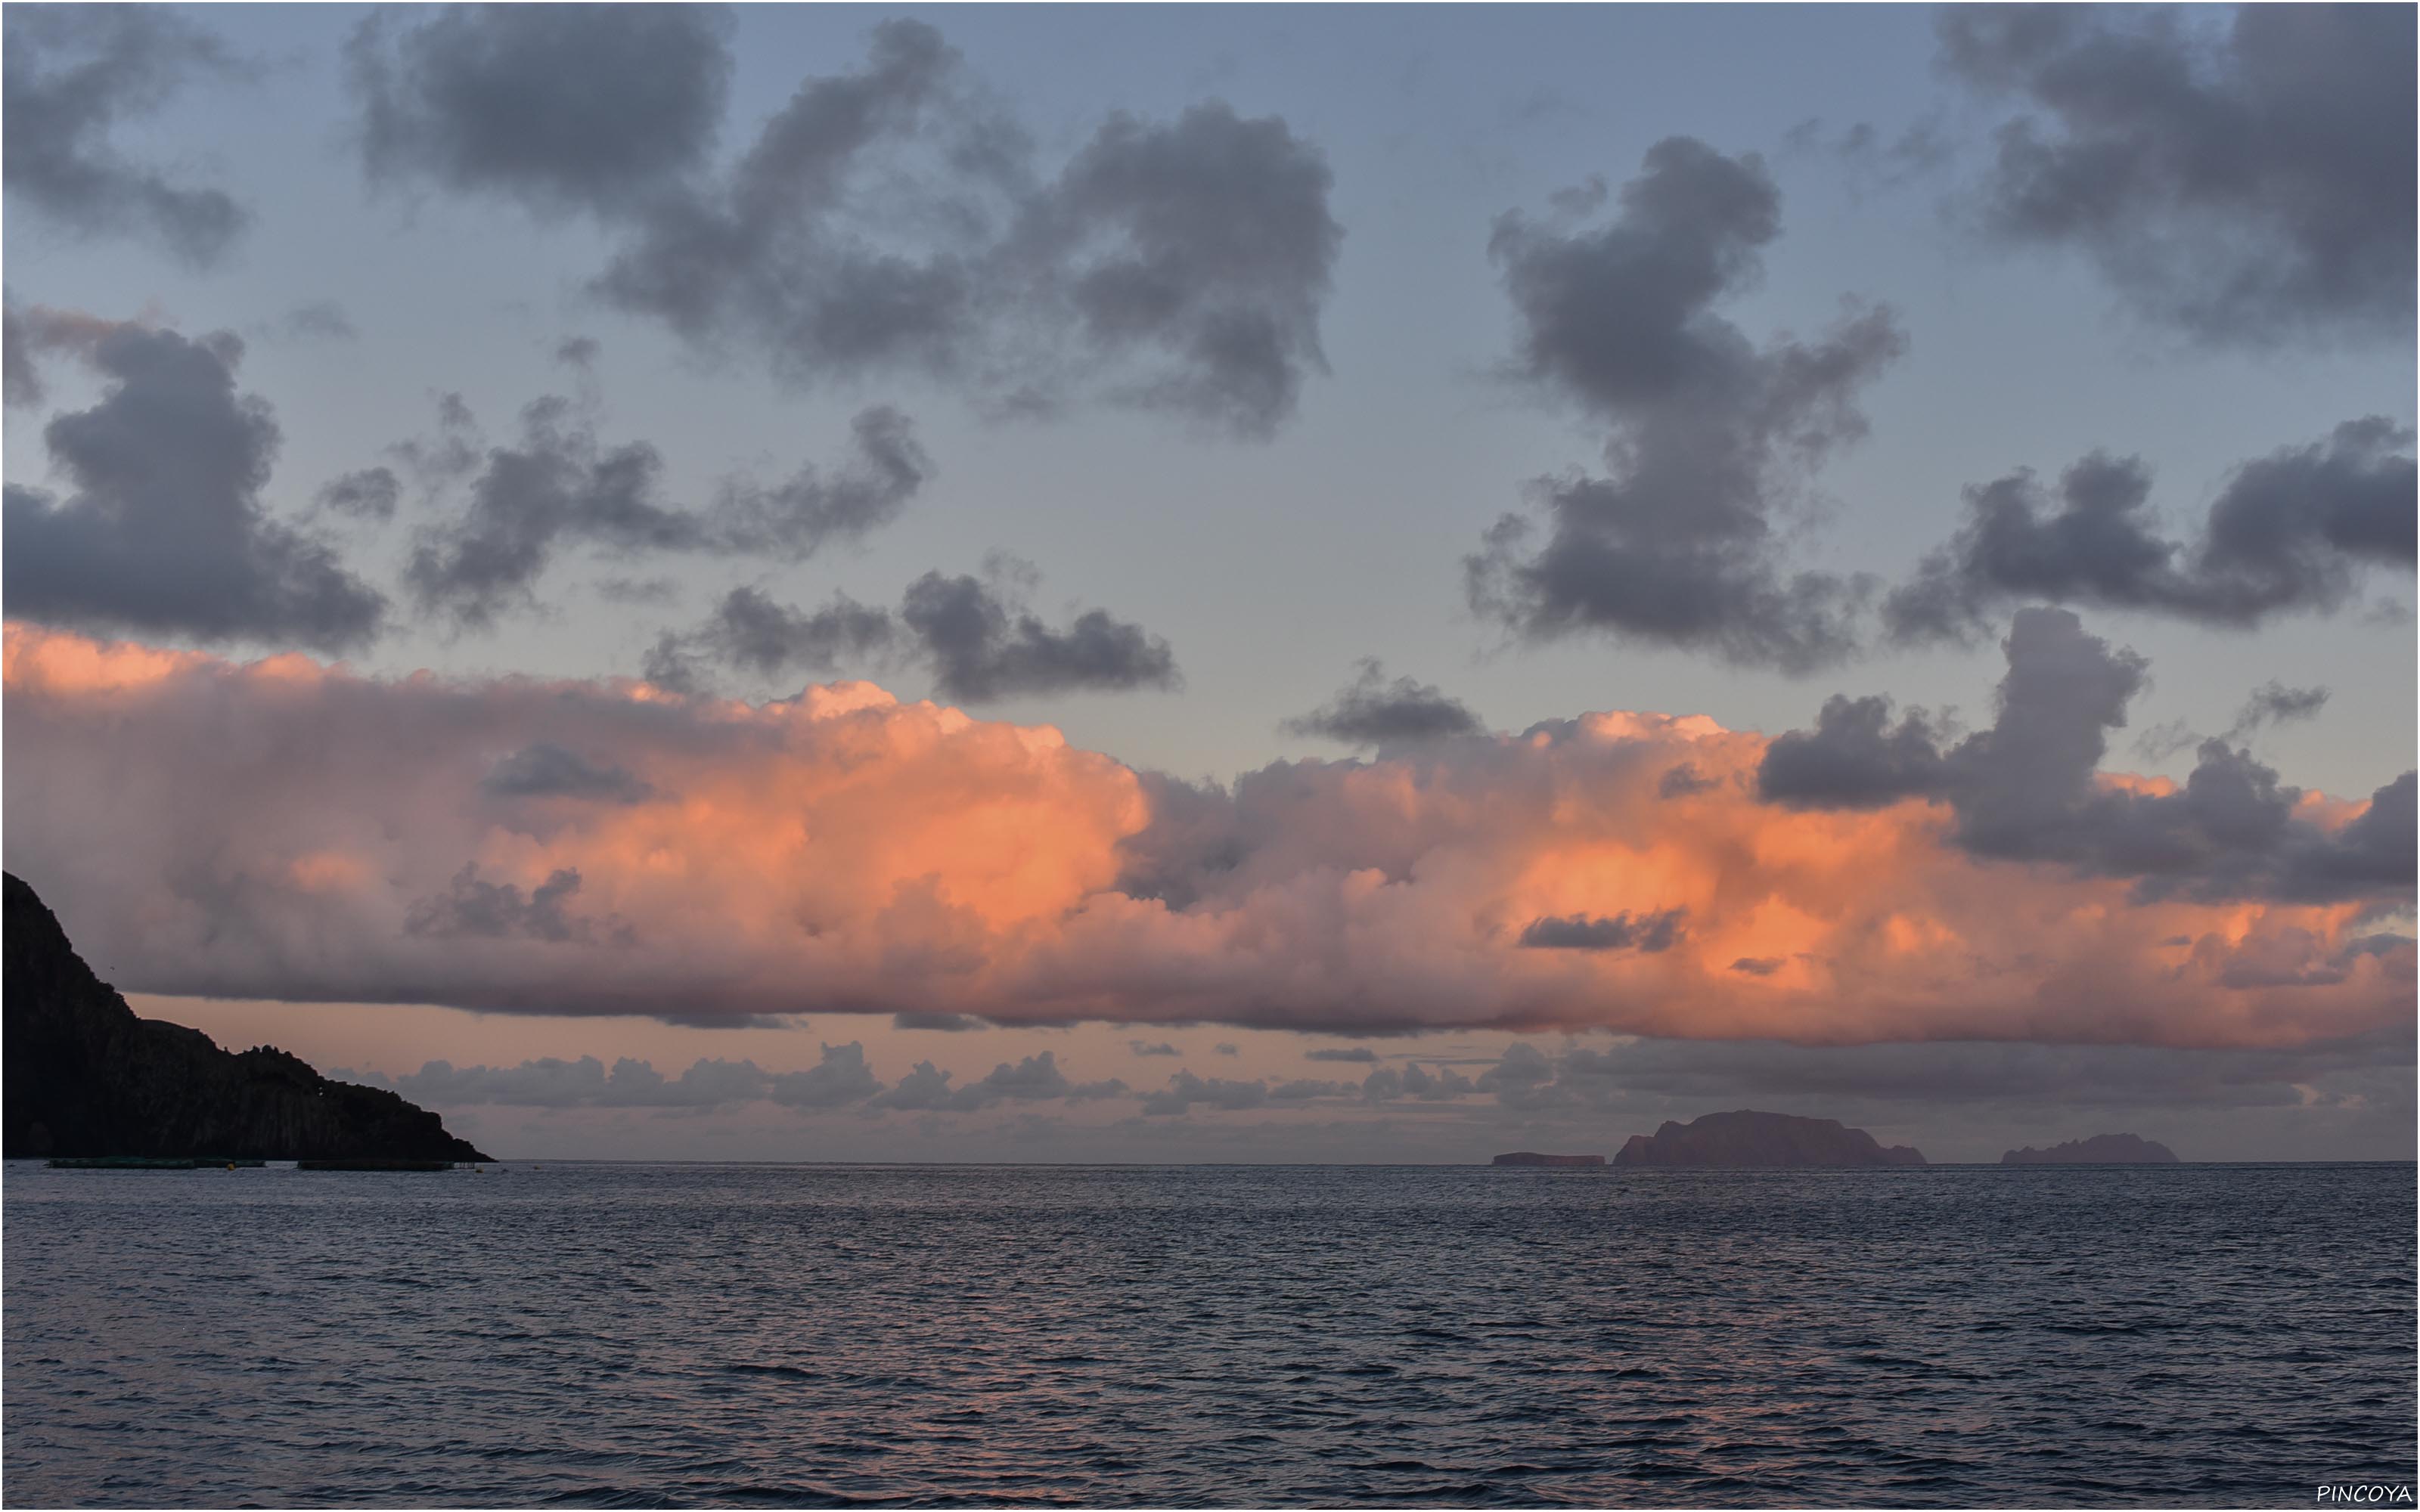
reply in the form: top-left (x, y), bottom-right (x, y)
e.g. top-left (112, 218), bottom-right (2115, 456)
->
top-left (8, 615), bottom-right (2407, 1050)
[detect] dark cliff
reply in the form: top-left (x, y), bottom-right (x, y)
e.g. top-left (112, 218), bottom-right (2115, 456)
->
top-left (1613, 1109), bottom-right (1926, 1168)
top-left (2003, 1133), bottom-right (2180, 1165)
top-left (4, 873), bottom-right (489, 1161)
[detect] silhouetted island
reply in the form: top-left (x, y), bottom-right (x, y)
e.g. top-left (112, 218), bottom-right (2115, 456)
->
top-left (4, 872), bottom-right (490, 1163)
top-left (2002, 1133), bottom-right (2180, 1165)
top-left (1613, 1110), bottom-right (1926, 1167)
top-left (1491, 1151), bottom-right (1606, 1167)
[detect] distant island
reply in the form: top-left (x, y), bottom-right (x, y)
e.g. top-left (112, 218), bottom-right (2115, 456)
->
top-left (4, 872), bottom-right (490, 1163)
top-left (2002, 1133), bottom-right (2180, 1165)
top-left (1614, 1109), bottom-right (1926, 1167)
top-left (1491, 1151), bottom-right (1606, 1167)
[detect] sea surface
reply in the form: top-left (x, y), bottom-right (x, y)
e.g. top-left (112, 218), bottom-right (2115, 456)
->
top-left (4, 1161), bottom-right (2413, 1508)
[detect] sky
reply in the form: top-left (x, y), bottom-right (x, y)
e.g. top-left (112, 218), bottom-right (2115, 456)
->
top-left (3, 3), bottom-right (2413, 1163)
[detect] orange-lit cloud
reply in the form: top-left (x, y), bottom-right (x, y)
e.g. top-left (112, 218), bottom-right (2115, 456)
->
top-left (6, 621), bottom-right (2409, 1048)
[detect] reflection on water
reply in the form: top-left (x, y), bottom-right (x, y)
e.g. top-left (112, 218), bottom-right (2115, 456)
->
top-left (5, 1162), bottom-right (2412, 1507)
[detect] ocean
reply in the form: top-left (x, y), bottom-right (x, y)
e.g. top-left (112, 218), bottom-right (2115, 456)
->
top-left (4, 1161), bottom-right (2412, 1507)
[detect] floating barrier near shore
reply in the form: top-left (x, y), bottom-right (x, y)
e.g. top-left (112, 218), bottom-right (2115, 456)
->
top-left (46, 1156), bottom-right (266, 1169)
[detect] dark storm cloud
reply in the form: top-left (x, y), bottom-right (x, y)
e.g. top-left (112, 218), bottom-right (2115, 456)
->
top-left (2, 325), bottom-right (388, 652)
top-left (1304, 1046), bottom-right (1378, 1063)
top-left (1938, 4), bottom-right (2415, 345)
top-left (1886, 420), bottom-right (2417, 641)
top-left (1466, 137), bottom-right (1904, 672)
top-left (405, 401), bottom-right (926, 629)
top-left (1282, 659), bottom-right (1483, 745)
top-left (405, 864), bottom-right (631, 945)
top-left (2, 7), bottom-right (251, 265)
top-left (1518, 908), bottom-right (1687, 953)
top-left (347, 4), bottom-right (736, 218)
top-left (1760, 606), bottom-right (2417, 904)
top-left (365, 17), bottom-right (1339, 435)
top-left (480, 743), bottom-right (655, 805)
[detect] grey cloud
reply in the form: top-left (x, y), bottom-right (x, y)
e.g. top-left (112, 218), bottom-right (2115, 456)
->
top-left (481, 743), bottom-right (655, 805)
top-left (2, 325), bottom-right (388, 652)
top-left (315, 468), bottom-right (401, 523)
top-left (348, 4), bottom-right (735, 218)
top-left (869, 1059), bottom-right (960, 1111)
top-left (1130, 1040), bottom-right (1182, 1058)
top-left (1757, 696), bottom-right (1953, 810)
top-left (406, 399), bottom-right (924, 629)
top-left (678, 586), bottom-right (899, 682)
top-left (1939, 5), bottom-right (2415, 345)
top-left (1517, 908), bottom-right (1686, 953)
top-left (1657, 764), bottom-right (1718, 798)
top-left (404, 864), bottom-right (631, 944)
top-left (1270, 1077), bottom-right (1354, 1101)
top-left (3, 7), bottom-right (251, 265)
top-left (1761, 606), bottom-right (2416, 903)
top-left (1303, 1046), bottom-right (1378, 1063)
top-left (767, 1043), bottom-right (880, 1110)
top-left (1282, 659), bottom-right (1483, 746)
top-left (1213, 1043), bottom-right (1239, 1056)
top-left (901, 566), bottom-right (1181, 702)
top-left (865, 1052), bottom-right (1081, 1113)
top-left (1730, 956), bottom-right (1786, 977)
top-left (365, 1054), bottom-right (767, 1108)
top-left (2229, 682), bottom-right (2328, 741)
top-left (1887, 420), bottom-right (2417, 641)
top-left (1140, 1070), bottom-right (1267, 1115)
top-left (1467, 137), bottom-right (1903, 672)
top-left (578, 21), bottom-right (1341, 435)
top-left (1360, 1062), bottom-right (1477, 1104)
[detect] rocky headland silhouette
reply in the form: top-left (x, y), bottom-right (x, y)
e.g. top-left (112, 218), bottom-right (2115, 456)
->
top-left (4, 872), bottom-right (489, 1162)
top-left (1613, 1109), bottom-right (1926, 1167)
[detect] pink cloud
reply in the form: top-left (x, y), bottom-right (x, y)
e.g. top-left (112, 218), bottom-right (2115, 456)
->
top-left (7, 622), bottom-right (2408, 1048)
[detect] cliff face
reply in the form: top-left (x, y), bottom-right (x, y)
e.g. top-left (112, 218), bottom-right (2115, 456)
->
top-left (4, 873), bottom-right (490, 1162)
top-left (2003, 1133), bottom-right (2180, 1165)
top-left (1613, 1109), bottom-right (1926, 1168)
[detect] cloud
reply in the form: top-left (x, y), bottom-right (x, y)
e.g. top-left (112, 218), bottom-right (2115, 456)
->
top-left (314, 469), bottom-right (402, 524)
top-left (653, 563), bottom-right (1179, 702)
top-left (355, 17), bottom-right (1337, 435)
top-left (8, 620), bottom-right (2406, 1048)
top-left (405, 398), bottom-right (925, 629)
top-left (2230, 682), bottom-right (2328, 740)
top-left (1517, 908), bottom-right (1686, 953)
top-left (1938, 5), bottom-right (2415, 345)
top-left (901, 565), bottom-right (1181, 702)
top-left (1129, 1040), bottom-right (1182, 1058)
top-left (893, 1012), bottom-right (987, 1032)
top-left (2, 324), bottom-right (387, 652)
top-left (347, 4), bottom-right (735, 218)
top-left (481, 743), bottom-right (656, 805)
top-left (3, 7), bottom-right (251, 265)
top-left (1283, 659), bottom-right (1482, 746)
top-left (1140, 1070), bottom-right (1267, 1115)
top-left (1303, 1046), bottom-right (1377, 1063)
top-left (768, 1043), bottom-right (880, 1109)
top-left (1466, 136), bottom-right (1905, 672)
top-left (256, 302), bottom-right (360, 345)
top-left (359, 1053), bottom-right (770, 1109)
top-left (1886, 420), bottom-right (2417, 640)
top-left (1761, 606), bottom-right (2417, 905)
